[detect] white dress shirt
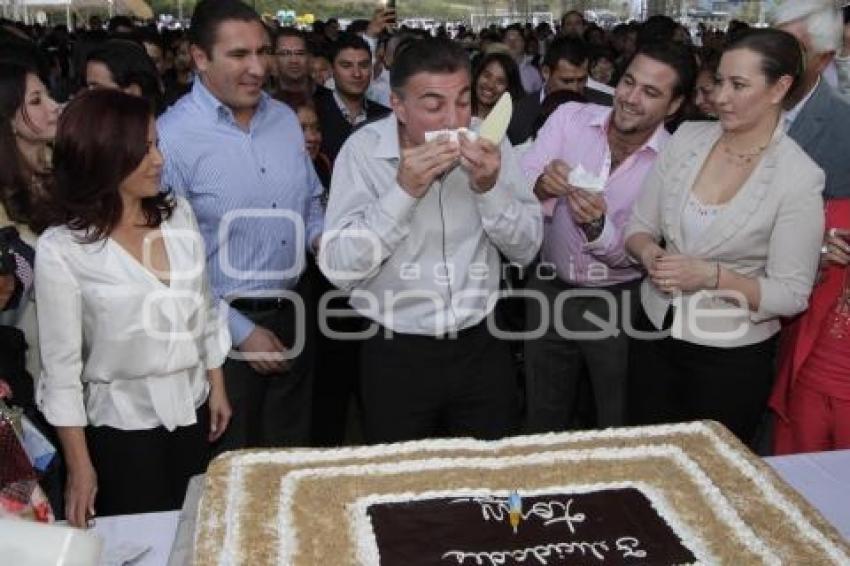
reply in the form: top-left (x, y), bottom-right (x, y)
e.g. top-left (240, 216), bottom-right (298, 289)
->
top-left (785, 78), bottom-right (819, 128)
top-left (368, 67), bottom-right (391, 107)
top-left (319, 115), bottom-right (542, 336)
top-left (35, 197), bottom-right (231, 431)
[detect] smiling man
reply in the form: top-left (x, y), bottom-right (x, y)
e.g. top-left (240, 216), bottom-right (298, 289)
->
top-left (157, 0), bottom-right (325, 452)
top-left (314, 32), bottom-right (390, 164)
top-left (520, 41), bottom-right (696, 433)
top-left (319, 37), bottom-right (542, 444)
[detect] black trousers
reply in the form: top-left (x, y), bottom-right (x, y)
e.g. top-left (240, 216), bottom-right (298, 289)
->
top-left (86, 404), bottom-right (209, 517)
top-left (360, 320), bottom-right (520, 444)
top-left (307, 260), bottom-right (365, 446)
top-left (524, 272), bottom-right (639, 433)
top-left (628, 305), bottom-right (778, 446)
top-left (215, 287), bottom-right (315, 454)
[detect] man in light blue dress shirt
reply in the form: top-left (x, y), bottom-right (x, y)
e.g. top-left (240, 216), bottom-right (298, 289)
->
top-left (157, 0), bottom-right (324, 451)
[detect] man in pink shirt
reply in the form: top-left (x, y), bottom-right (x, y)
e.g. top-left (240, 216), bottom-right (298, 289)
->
top-left (520, 41), bottom-right (697, 432)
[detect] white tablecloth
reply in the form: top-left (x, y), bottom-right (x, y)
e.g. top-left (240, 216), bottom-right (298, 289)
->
top-left (92, 511), bottom-right (180, 566)
top-left (765, 449), bottom-right (850, 540)
top-left (91, 450), bottom-right (850, 565)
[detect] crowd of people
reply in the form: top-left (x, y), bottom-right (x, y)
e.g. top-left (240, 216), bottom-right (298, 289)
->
top-left (1, 0), bottom-right (849, 526)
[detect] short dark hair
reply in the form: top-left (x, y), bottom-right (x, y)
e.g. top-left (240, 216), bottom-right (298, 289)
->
top-left (724, 28), bottom-right (804, 104)
top-left (86, 39), bottom-right (164, 114)
top-left (107, 15), bottom-right (134, 33)
top-left (561, 10), bottom-right (585, 26)
top-left (543, 36), bottom-right (589, 70)
top-left (390, 36), bottom-right (470, 93)
top-left (51, 89), bottom-right (174, 242)
top-left (625, 40), bottom-right (697, 103)
top-left (727, 19), bottom-right (751, 43)
top-left (275, 26), bottom-right (306, 48)
top-left (637, 15), bottom-right (678, 46)
top-left (135, 26), bottom-right (164, 51)
top-left (328, 32), bottom-right (371, 64)
top-left (504, 23), bottom-right (525, 39)
top-left (347, 19), bottom-right (370, 35)
top-left (472, 51), bottom-right (526, 115)
top-left (189, 0), bottom-right (262, 57)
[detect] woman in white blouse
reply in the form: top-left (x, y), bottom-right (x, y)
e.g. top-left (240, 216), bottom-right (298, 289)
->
top-left (624, 29), bottom-right (825, 445)
top-left (35, 89), bottom-right (231, 526)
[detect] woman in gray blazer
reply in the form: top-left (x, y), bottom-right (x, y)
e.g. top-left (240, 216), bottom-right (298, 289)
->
top-left (624, 29), bottom-right (825, 445)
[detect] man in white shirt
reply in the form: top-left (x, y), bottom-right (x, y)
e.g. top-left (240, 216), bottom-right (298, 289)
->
top-left (319, 37), bottom-right (542, 444)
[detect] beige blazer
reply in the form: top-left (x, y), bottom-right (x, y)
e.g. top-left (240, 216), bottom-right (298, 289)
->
top-left (625, 120), bottom-right (825, 348)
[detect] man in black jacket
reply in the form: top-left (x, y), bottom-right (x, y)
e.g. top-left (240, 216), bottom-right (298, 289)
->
top-left (314, 33), bottom-right (390, 163)
top-left (507, 36), bottom-right (613, 145)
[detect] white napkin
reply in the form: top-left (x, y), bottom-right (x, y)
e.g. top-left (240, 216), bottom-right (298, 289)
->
top-left (424, 127), bottom-right (478, 143)
top-left (568, 164), bottom-right (606, 193)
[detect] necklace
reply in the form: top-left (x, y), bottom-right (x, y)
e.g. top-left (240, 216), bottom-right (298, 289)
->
top-left (720, 138), bottom-right (768, 164)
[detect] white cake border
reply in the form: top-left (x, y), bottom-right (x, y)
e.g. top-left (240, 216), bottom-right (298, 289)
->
top-left (207, 422), bottom-right (849, 565)
top-left (348, 482), bottom-right (715, 566)
top-left (276, 445), bottom-right (779, 565)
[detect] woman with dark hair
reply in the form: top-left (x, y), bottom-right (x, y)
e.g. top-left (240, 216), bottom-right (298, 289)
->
top-left (625, 29), bottom-right (825, 445)
top-left (471, 51), bottom-right (525, 120)
top-left (35, 89), bottom-right (231, 526)
top-left (0, 61), bottom-right (57, 236)
top-left (84, 38), bottom-right (165, 115)
top-left (295, 99), bottom-right (331, 199)
top-left (276, 91), bottom-right (332, 200)
top-left (0, 60), bottom-right (59, 382)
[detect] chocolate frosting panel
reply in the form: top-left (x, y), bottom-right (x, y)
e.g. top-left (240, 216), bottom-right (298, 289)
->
top-left (367, 488), bottom-right (697, 565)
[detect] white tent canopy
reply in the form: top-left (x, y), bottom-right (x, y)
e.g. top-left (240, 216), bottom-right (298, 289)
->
top-left (1, 0), bottom-right (153, 24)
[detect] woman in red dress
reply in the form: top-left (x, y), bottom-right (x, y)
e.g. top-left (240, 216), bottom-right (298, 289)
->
top-left (770, 198), bottom-right (850, 453)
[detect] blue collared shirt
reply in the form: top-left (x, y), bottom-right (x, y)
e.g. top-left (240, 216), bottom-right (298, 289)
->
top-left (158, 79), bottom-right (324, 345)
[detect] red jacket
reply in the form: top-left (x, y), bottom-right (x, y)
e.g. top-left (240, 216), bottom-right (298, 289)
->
top-left (770, 198), bottom-right (850, 422)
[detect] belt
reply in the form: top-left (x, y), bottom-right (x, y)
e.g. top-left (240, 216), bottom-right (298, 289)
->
top-left (230, 297), bottom-right (292, 312)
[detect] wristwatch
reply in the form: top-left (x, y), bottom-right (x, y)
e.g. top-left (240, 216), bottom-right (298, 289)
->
top-left (580, 216), bottom-right (605, 242)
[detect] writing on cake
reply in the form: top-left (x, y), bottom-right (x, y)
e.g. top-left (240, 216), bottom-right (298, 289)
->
top-left (450, 496), bottom-right (586, 533)
top-left (366, 487), bottom-right (697, 565)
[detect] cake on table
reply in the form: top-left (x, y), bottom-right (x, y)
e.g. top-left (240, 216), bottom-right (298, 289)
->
top-left (192, 421), bottom-right (850, 565)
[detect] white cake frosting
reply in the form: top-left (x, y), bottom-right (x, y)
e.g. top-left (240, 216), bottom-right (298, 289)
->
top-left (197, 422), bottom-right (850, 566)
top-left (276, 445), bottom-right (775, 566)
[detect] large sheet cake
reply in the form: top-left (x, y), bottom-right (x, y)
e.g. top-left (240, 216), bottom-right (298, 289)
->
top-left (192, 421), bottom-right (850, 565)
